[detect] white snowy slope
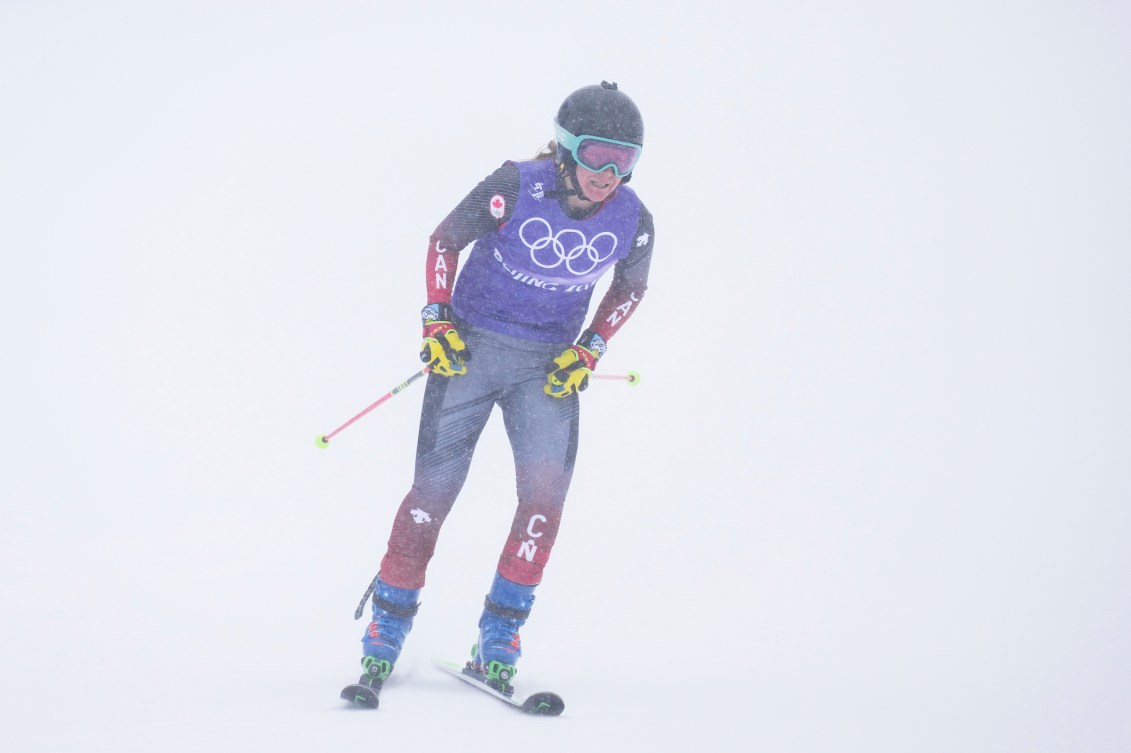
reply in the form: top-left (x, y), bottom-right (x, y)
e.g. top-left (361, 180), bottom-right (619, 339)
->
top-left (2, 2), bottom-right (1130, 752)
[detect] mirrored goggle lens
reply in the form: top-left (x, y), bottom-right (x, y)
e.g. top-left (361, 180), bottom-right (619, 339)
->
top-left (574, 138), bottom-right (641, 176)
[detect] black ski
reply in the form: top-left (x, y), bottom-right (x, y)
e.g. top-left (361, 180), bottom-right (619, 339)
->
top-left (340, 682), bottom-right (382, 709)
top-left (434, 660), bottom-right (565, 716)
top-left (341, 655), bottom-right (393, 709)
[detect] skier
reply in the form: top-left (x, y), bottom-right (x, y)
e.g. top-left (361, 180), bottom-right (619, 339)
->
top-left (343, 81), bottom-right (655, 706)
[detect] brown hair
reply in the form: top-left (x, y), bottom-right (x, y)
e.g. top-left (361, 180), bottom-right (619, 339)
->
top-left (534, 139), bottom-right (556, 161)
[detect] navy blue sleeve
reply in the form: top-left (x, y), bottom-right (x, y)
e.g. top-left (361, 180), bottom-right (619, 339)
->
top-left (590, 203), bottom-right (654, 341)
top-left (431, 162), bottom-right (521, 251)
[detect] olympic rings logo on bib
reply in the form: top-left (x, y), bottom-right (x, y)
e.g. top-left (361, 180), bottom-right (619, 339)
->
top-left (519, 217), bottom-right (618, 276)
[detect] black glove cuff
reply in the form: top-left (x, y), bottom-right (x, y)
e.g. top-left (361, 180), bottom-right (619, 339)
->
top-left (422, 302), bottom-right (454, 325)
top-left (576, 329), bottom-right (607, 359)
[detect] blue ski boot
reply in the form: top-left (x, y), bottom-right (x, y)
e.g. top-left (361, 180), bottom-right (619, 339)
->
top-left (468, 572), bottom-right (535, 695)
top-left (341, 578), bottom-right (421, 708)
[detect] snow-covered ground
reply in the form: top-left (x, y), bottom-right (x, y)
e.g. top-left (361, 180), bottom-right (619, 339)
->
top-left (3, 2), bottom-right (1130, 751)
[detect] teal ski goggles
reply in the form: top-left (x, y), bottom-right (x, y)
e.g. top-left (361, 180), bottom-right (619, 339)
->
top-left (554, 123), bottom-right (642, 178)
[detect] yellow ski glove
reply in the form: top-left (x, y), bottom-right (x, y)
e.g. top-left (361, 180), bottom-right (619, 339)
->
top-left (420, 303), bottom-right (469, 376)
top-left (545, 331), bottom-right (606, 398)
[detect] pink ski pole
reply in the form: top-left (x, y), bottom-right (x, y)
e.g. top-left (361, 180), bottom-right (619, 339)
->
top-left (316, 365), bottom-right (432, 448)
top-left (591, 370), bottom-right (641, 386)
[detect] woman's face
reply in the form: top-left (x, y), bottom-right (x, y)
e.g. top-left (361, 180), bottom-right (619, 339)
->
top-left (573, 163), bottom-right (622, 203)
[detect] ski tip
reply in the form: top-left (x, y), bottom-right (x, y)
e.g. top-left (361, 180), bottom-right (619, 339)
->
top-left (340, 683), bottom-right (380, 709)
top-left (521, 692), bottom-right (565, 716)
top-left (434, 659), bottom-right (463, 672)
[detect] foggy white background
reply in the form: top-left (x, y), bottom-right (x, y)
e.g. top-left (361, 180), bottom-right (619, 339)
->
top-left (2, 1), bottom-right (1129, 751)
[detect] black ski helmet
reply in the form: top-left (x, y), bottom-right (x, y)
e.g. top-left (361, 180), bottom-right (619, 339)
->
top-left (555, 81), bottom-right (644, 146)
top-left (554, 81), bottom-right (644, 184)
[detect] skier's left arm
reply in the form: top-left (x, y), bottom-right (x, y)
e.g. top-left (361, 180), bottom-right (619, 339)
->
top-left (587, 205), bottom-right (655, 346)
top-left (544, 206), bottom-right (655, 397)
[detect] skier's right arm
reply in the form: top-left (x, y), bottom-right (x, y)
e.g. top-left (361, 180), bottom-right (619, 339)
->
top-left (424, 162), bottom-right (519, 304)
top-left (420, 162), bottom-right (520, 376)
